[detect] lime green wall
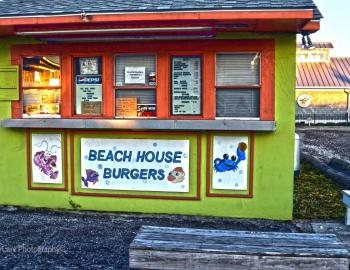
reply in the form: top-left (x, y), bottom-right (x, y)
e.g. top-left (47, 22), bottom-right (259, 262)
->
top-left (0, 34), bottom-right (296, 220)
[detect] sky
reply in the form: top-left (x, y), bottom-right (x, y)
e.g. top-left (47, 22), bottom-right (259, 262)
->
top-left (311, 0), bottom-right (350, 56)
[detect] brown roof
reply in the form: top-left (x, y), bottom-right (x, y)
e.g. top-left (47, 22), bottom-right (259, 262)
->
top-left (297, 42), bottom-right (334, 49)
top-left (297, 57), bottom-right (350, 88)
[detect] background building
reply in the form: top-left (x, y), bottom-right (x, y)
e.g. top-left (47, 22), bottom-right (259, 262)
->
top-left (296, 42), bottom-right (350, 124)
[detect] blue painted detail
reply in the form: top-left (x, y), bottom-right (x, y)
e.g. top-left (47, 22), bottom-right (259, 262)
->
top-left (213, 142), bottom-right (247, 173)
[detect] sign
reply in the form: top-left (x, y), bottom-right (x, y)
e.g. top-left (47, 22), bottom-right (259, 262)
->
top-left (31, 133), bottom-right (63, 184)
top-left (81, 101), bottom-right (102, 115)
top-left (171, 56), bottom-right (201, 115)
top-left (137, 104), bottom-right (156, 117)
top-left (297, 94), bottom-right (312, 108)
top-left (116, 97), bottom-right (138, 117)
top-left (79, 58), bottom-right (99, 75)
top-left (125, 67), bottom-right (146, 84)
top-left (75, 75), bottom-right (102, 114)
top-left (212, 136), bottom-right (249, 190)
top-left (81, 138), bottom-right (190, 192)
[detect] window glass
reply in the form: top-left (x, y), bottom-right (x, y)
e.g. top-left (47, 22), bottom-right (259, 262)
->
top-left (115, 54), bottom-right (156, 118)
top-left (216, 88), bottom-right (260, 118)
top-left (74, 57), bottom-right (103, 115)
top-left (22, 56), bottom-right (61, 118)
top-left (216, 53), bottom-right (261, 118)
top-left (171, 56), bottom-right (201, 115)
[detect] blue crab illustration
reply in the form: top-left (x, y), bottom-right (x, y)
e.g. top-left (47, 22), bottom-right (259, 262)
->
top-left (214, 142), bottom-right (247, 173)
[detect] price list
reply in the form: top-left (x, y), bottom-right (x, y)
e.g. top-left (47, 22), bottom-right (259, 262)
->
top-left (171, 56), bottom-right (201, 115)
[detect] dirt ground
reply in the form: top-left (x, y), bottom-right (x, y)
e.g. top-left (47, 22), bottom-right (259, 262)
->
top-left (297, 126), bottom-right (350, 163)
top-left (0, 206), bottom-right (311, 270)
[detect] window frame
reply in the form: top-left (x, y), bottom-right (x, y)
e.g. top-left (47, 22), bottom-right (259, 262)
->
top-left (215, 52), bottom-right (262, 120)
top-left (21, 55), bottom-right (62, 119)
top-left (72, 55), bottom-right (104, 117)
top-left (114, 53), bottom-right (157, 119)
top-left (11, 39), bottom-right (275, 121)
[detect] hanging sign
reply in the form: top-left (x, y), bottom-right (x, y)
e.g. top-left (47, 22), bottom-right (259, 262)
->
top-left (212, 136), bottom-right (249, 190)
top-left (31, 133), bottom-right (63, 184)
top-left (125, 67), bottom-right (146, 84)
top-left (171, 56), bottom-right (201, 115)
top-left (81, 138), bottom-right (190, 192)
top-left (75, 75), bottom-right (102, 114)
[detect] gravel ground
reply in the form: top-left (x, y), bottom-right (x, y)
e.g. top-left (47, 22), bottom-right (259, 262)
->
top-left (297, 126), bottom-right (350, 163)
top-left (0, 206), bottom-right (312, 270)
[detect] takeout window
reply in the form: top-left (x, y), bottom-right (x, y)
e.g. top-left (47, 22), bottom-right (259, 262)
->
top-left (11, 40), bottom-right (275, 120)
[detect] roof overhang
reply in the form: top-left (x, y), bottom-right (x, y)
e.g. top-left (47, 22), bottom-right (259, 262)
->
top-left (0, 9), bottom-right (320, 39)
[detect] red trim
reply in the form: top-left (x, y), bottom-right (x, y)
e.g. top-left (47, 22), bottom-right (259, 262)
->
top-left (206, 132), bottom-right (254, 198)
top-left (26, 129), bottom-right (68, 191)
top-left (301, 20), bottom-right (321, 32)
top-left (0, 10), bottom-right (314, 26)
top-left (70, 130), bottom-right (201, 200)
top-left (11, 39), bottom-right (275, 120)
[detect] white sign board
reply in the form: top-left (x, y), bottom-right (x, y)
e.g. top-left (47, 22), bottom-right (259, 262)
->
top-left (81, 138), bottom-right (190, 192)
top-left (171, 57), bottom-right (201, 115)
top-left (297, 94), bottom-right (312, 108)
top-left (75, 75), bottom-right (102, 114)
top-left (31, 133), bottom-right (63, 184)
top-left (212, 136), bottom-right (249, 190)
top-left (125, 67), bottom-right (146, 84)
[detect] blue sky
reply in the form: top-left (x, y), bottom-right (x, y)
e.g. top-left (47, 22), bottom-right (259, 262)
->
top-left (312, 0), bottom-right (350, 56)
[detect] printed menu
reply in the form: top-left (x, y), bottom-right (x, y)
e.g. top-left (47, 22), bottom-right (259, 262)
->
top-left (171, 56), bottom-right (201, 115)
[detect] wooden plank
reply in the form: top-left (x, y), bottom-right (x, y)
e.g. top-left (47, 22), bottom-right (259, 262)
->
top-left (139, 226), bottom-right (337, 241)
top-left (129, 250), bottom-right (349, 270)
top-left (135, 231), bottom-right (345, 249)
top-left (131, 239), bottom-right (349, 258)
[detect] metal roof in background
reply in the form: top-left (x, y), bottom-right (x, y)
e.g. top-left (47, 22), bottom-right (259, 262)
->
top-left (297, 42), bottom-right (334, 49)
top-left (0, 0), bottom-right (322, 19)
top-left (297, 58), bottom-right (350, 88)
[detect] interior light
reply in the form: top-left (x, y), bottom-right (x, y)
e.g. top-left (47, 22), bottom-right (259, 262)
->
top-left (34, 71), bottom-right (41, 82)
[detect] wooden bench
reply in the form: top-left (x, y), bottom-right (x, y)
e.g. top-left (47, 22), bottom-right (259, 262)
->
top-left (129, 226), bottom-right (349, 270)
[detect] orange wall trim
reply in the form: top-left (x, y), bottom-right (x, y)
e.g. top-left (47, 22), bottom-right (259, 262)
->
top-left (0, 10), bottom-right (314, 26)
top-left (11, 39), bottom-right (275, 120)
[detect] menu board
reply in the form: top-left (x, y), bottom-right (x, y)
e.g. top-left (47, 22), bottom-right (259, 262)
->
top-left (75, 75), bottom-right (102, 114)
top-left (171, 56), bottom-right (201, 115)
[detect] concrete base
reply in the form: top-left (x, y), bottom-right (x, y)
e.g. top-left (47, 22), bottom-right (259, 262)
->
top-left (342, 191), bottom-right (350, 225)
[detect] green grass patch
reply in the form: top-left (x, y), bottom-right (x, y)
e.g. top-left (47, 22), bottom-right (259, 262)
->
top-left (294, 162), bottom-right (346, 220)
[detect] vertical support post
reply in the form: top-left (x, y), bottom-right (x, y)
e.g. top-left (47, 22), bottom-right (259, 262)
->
top-left (345, 89), bottom-right (350, 125)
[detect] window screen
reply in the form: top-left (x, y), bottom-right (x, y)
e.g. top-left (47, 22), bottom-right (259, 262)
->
top-left (115, 54), bottom-right (156, 86)
top-left (116, 89), bottom-right (156, 104)
top-left (115, 89), bottom-right (156, 118)
top-left (216, 53), bottom-right (261, 118)
top-left (216, 88), bottom-right (260, 118)
top-left (216, 53), bottom-right (260, 86)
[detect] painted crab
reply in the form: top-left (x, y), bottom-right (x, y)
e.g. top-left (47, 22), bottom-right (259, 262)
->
top-left (33, 151), bottom-right (59, 179)
top-left (214, 142), bottom-right (247, 173)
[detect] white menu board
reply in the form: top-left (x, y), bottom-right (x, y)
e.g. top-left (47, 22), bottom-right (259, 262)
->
top-left (171, 56), bottom-right (201, 115)
top-left (75, 75), bottom-right (102, 114)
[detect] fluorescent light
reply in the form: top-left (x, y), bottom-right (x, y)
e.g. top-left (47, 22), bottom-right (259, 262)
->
top-left (40, 34), bottom-right (215, 43)
top-left (16, 26), bottom-right (213, 36)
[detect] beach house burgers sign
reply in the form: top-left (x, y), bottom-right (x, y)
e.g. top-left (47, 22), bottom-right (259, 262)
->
top-left (81, 138), bottom-right (190, 192)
